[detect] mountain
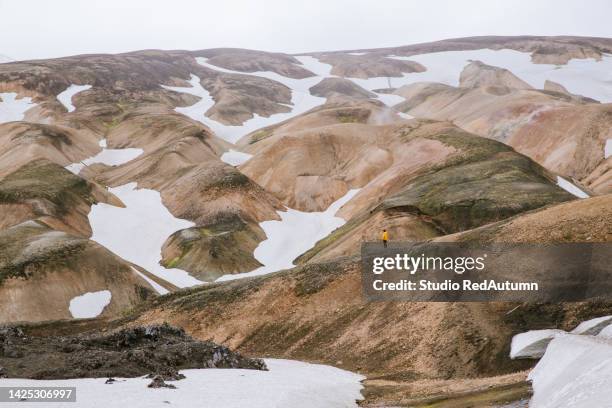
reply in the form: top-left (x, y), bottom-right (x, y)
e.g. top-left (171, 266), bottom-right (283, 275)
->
top-left (0, 35), bottom-right (610, 406)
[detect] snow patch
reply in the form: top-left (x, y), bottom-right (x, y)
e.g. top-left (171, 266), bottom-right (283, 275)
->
top-left (217, 189), bottom-right (360, 282)
top-left (510, 329), bottom-right (566, 359)
top-left (0, 92), bottom-right (36, 123)
top-left (556, 176), bottom-right (589, 198)
top-left (89, 183), bottom-right (201, 288)
top-left (0, 359), bottom-right (364, 408)
top-left (571, 315), bottom-right (612, 335)
top-left (65, 139), bottom-right (143, 175)
top-left (221, 149), bottom-right (253, 166)
top-left (528, 334), bottom-right (612, 408)
top-left (57, 84), bottom-right (92, 112)
top-left (69, 290), bottom-right (112, 318)
top-left (605, 139), bottom-right (612, 159)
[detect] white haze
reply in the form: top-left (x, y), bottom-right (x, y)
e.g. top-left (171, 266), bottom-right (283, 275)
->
top-left (0, 0), bottom-right (611, 61)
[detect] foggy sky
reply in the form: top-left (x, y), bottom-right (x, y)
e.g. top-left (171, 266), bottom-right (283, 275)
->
top-left (1, 0), bottom-right (611, 61)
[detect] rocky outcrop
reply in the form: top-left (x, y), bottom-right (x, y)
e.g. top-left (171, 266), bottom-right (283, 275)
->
top-left (0, 324), bottom-right (266, 379)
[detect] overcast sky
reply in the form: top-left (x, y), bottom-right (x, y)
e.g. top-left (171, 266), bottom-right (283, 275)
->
top-left (1, 0), bottom-right (611, 60)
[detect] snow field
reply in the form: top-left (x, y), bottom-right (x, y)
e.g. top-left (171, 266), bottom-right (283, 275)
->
top-left (0, 359), bottom-right (364, 408)
top-left (217, 189), bottom-right (360, 282)
top-left (88, 183), bottom-right (201, 289)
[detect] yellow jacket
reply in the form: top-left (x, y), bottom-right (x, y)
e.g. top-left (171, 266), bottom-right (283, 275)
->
top-left (382, 231), bottom-right (388, 241)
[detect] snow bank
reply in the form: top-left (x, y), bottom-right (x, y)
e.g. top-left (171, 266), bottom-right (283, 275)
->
top-left (217, 189), bottom-right (359, 282)
top-left (571, 315), bottom-right (612, 335)
top-left (528, 334), bottom-right (612, 408)
top-left (65, 138), bottom-right (143, 175)
top-left (89, 183), bottom-right (201, 289)
top-left (69, 290), bottom-right (112, 318)
top-left (389, 49), bottom-right (612, 103)
top-left (605, 139), bottom-right (611, 159)
top-left (510, 329), bottom-right (566, 359)
top-left (57, 84), bottom-right (92, 112)
top-left (0, 92), bottom-right (36, 123)
top-left (598, 325), bottom-right (612, 339)
top-left (556, 176), bottom-right (589, 198)
top-left (221, 149), bottom-right (253, 166)
top-left (0, 359), bottom-right (364, 408)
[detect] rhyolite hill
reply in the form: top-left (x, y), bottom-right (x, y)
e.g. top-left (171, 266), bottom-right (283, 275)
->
top-left (0, 35), bottom-right (610, 406)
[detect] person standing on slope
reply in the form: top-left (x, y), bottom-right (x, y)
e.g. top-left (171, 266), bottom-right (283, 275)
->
top-left (381, 229), bottom-right (389, 248)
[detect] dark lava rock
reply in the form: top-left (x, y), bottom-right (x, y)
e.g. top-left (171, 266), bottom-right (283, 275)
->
top-left (0, 323), bottom-right (267, 380)
top-left (148, 375), bottom-right (177, 389)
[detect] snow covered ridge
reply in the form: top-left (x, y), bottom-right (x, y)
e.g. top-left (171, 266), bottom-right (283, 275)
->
top-left (0, 359), bottom-right (365, 408)
top-left (69, 290), bottom-right (112, 318)
top-left (57, 84), bottom-right (92, 112)
top-left (217, 189), bottom-right (360, 282)
top-left (0, 92), bottom-right (36, 123)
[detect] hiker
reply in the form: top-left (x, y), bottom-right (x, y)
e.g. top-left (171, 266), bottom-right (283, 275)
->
top-left (381, 229), bottom-right (388, 247)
